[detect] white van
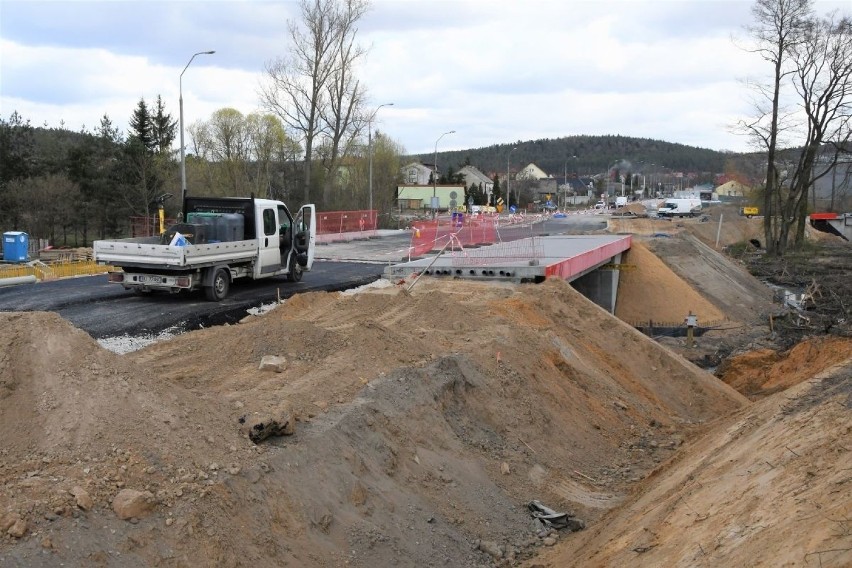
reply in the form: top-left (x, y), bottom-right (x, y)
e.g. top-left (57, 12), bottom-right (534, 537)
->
top-left (657, 198), bottom-right (702, 218)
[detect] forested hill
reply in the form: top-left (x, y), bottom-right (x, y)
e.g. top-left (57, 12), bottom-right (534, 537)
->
top-left (414, 134), bottom-right (740, 178)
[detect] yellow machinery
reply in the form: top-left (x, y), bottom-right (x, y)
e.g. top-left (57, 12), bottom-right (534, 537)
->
top-left (156, 193), bottom-right (173, 234)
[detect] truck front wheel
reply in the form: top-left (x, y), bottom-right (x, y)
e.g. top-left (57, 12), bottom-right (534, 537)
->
top-left (205, 268), bottom-right (230, 301)
top-left (288, 253), bottom-right (303, 282)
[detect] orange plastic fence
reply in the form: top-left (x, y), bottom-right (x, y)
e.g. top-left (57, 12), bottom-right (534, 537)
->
top-left (408, 215), bottom-right (499, 257)
top-left (130, 210), bottom-right (377, 238)
top-left (317, 210), bottom-right (376, 234)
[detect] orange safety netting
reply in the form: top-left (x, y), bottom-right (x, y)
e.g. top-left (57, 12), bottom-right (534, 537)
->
top-left (130, 211), bottom-right (376, 238)
top-left (408, 215), bottom-right (499, 258)
top-left (317, 210), bottom-right (376, 234)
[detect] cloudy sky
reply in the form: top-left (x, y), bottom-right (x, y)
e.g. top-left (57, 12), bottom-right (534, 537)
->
top-left (1, 0), bottom-right (847, 156)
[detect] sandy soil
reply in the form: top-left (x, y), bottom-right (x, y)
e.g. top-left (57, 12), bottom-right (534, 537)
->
top-left (1, 213), bottom-right (850, 568)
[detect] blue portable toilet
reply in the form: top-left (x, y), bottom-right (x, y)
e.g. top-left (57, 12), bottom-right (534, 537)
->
top-left (3, 231), bottom-right (29, 262)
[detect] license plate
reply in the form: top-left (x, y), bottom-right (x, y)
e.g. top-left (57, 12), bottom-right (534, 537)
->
top-left (139, 275), bottom-right (162, 284)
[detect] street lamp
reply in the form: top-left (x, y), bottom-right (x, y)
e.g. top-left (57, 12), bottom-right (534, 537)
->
top-left (180, 50), bottom-right (215, 210)
top-left (507, 146), bottom-right (517, 209)
top-left (433, 130), bottom-right (455, 217)
top-left (368, 102), bottom-right (393, 221)
top-left (562, 155), bottom-right (578, 208)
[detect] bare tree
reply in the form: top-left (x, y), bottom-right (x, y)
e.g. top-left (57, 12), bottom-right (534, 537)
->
top-left (786, 13), bottom-right (852, 248)
top-left (739, 0), bottom-right (813, 254)
top-left (318, 1), bottom-right (369, 204)
top-left (260, 0), bottom-right (370, 206)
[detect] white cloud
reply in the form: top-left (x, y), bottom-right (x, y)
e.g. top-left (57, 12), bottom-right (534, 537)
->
top-left (1, 0), bottom-right (848, 155)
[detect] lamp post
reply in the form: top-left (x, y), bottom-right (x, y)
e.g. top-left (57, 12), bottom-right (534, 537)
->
top-left (433, 130), bottom-right (455, 217)
top-left (650, 163), bottom-right (656, 196)
top-left (368, 102), bottom-right (393, 224)
top-left (180, 50), bottom-right (215, 210)
top-left (563, 154), bottom-right (578, 208)
top-left (507, 146), bottom-right (517, 209)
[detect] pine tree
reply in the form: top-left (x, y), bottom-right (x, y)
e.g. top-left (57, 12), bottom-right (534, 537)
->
top-left (128, 98), bottom-right (154, 151)
top-left (151, 95), bottom-right (177, 155)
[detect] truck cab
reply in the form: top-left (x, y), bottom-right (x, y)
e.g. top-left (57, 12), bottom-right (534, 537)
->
top-left (95, 196), bottom-right (316, 301)
top-left (184, 197), bottom-right (316, 299)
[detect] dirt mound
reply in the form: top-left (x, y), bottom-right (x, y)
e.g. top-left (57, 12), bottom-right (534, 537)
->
top-left (685, 210), bottom-right (763, 248)
top-left (608, 217), bottom-right (678, 236)
top-left (718, 336), bottom-right (852, 399)
top-left (0, 312), bottom-right (251, 561)
top-left (615, 241), bottom-right (726, 326)
top-left (0, 311), bottom-right (242, 459)
top-left (534, 357), bottom-right (852, 567)
top-left (622, 202), bottom-right (648, 216)
top-left (0, 279), bottom-right (748, 567)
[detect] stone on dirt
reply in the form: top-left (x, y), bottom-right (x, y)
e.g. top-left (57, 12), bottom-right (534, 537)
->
top-left (70, 486), bottom-right (93, 511)
top-left (112, 489), bottom-right (156, 520)
top-left (243, 404), bottom-right (296, 443)
top-left (7, 518), bottom-right (27, 538)
top-left (258, 355), bottom-right (288, 373)
top-left (477, 539), bottom-right (504, 559)
top-left (0, 512), bottom-right (20, 532)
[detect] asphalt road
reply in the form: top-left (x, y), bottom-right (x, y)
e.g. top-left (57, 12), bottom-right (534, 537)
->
top-left (0, 261), bottom-right (385, 339)
top-left (0, 214), bottom-right (606, 341)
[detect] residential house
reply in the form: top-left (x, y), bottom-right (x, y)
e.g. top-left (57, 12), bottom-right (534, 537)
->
top-left (401, 162), bottom-right (435, 186)
top-left (457, 165), bottom-right (494, 204)
top-left (517, 163), bottom-right (551, 181)
top-left (716, 180), bottom-right (750, 201)
top-left (508, 162), bottom-right (558, 208)
top-left (559, 177), bottom-right (594, 206)
top-left (457, 165), bottom-right (493, 193)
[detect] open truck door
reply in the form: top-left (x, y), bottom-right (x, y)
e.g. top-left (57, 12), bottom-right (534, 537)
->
top-left (294, 204), bottom-right (317, 271)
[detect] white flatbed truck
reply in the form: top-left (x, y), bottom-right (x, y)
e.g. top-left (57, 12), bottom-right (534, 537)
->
top-left (93, 196), bottom-right (316, 301)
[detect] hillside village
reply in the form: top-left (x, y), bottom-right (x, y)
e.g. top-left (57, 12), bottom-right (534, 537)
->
top-left (399, 157), bottom-right (772, 213)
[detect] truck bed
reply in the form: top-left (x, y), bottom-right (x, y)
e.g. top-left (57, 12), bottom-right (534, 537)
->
top-left (93, 237), bottom-right (259, 270)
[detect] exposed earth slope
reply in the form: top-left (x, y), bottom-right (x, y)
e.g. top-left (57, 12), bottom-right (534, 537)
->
top-left (2, 214), bottom-right (850, 568)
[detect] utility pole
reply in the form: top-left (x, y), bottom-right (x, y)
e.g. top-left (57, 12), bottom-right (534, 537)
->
top-left (368, 102), bottom-right (393, 225)
top-left (433, 130), bottom-right (455, 218)
top-left (507, 147), bottom-right (517, 209)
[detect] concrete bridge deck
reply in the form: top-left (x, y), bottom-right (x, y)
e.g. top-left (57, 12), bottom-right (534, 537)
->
top-left (384, 234), bottom-right (632, 312)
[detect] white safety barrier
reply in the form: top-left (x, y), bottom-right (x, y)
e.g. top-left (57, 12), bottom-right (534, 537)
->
top-left (0, 275), bottom-right (38, 287)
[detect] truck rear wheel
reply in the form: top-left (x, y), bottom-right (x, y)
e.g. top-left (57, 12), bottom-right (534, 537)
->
top-left (205, 268), bottom-right (230, 301)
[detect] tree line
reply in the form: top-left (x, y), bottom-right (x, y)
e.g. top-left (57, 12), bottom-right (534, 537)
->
top-left (1, 0), bottom-right (848, 255)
